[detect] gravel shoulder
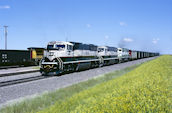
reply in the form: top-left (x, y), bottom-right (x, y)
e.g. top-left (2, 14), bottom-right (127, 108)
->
top-left (0, 57), bottom-right (157, 108)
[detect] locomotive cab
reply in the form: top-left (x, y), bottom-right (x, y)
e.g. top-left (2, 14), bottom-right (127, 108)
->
top-left (44, 41), bottom-right (74, 61)
top-left (117, 48), bottom-right (130, 62)
top-left (117, 48), bottom-right (122, 57)
top-left (97, 46), bottom-right (118, 65)
top-left (98, 46), bottom-right (117, 57)
top-left (97, 46), bottom-right (108, 56)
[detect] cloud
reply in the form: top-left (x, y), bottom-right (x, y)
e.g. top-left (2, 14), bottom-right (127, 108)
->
top-left (0, 5), bottom-right (10, 9)
top-left (152, 38), bottom-right (160, 44)
top-left (119, 22), bottom-right (127, 26)
top-left (86, 24), bottom-right (91, 28)
top-left (118, 37), bottom-right (133, 48)
top-left (123, 38), bottom-right (133, 42)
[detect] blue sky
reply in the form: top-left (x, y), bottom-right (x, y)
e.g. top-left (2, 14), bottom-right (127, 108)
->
top-left (0, 0), bottom-right (171, 54)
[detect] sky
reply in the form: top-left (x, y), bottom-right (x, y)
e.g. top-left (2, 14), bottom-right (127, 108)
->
top-left (0, 0), bottom-right (172, 54)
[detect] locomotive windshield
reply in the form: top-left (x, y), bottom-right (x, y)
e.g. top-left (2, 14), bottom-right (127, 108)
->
top-left (98, 48), bottom-right (104, 52)
top-left (118, 49), bottom-right (122, 52)
top-left (55, 45), bottom-right (65, 50)
top-left (47, 44), bottom-right (65, 50)
top-left (47, 45), bottom-right (54, 50)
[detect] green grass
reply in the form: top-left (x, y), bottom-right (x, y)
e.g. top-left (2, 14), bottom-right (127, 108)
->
top-left (32, 66), bottom-right (40, 70)
top-left (0, 61), bottom-right (140, 113)
top-left (38, 55), bottom-right (172, 113)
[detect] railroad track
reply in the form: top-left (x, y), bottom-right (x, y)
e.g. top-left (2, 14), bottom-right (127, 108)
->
top-left (0, 76), bottom-right (49, 87)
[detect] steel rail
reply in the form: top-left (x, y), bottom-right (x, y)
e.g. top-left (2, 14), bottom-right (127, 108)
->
top-left (0, 76), bottom-right (49, 87)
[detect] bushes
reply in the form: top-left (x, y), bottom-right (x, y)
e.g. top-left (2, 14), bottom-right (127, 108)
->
top-left (40, 55), bottom-right (172, 113)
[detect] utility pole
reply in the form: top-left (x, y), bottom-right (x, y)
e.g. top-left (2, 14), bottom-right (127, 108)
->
top-left (0, 26), bottom-right (1, 49)
top-left (4, 26), bottom-right (8, 50)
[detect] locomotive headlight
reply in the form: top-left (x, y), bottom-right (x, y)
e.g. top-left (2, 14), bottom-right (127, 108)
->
top-left (49, 52), bottom-right (54, 56)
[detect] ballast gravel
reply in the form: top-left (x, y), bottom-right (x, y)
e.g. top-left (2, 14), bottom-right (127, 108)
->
top-left (0, 72), bottom-right (41, 83)
top-left (0, 57), bottom-right (157, 108)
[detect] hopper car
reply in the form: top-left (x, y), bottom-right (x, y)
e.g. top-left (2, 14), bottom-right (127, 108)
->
top-left (0, 47), bottom-right (44, 67)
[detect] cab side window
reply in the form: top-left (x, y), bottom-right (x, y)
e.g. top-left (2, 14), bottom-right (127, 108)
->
top-left (105, 49), bottom-right (107, 52)
top-left (67, 45), bottom-right (73, 51)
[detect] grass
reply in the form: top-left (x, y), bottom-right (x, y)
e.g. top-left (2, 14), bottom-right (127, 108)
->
top-left (0, 61), bottom-right (141, 113)
top-left (32, 66), bottom-right (40, 70)
top-left (38, 55), bottom-right (172, 113)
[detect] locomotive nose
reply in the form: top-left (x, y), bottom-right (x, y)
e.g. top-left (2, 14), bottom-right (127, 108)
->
top-left (48, 52), bottom-right (55, 61)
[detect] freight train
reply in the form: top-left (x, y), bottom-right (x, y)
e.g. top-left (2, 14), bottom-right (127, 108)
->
top-left (40, 41), bottom-right (159, 75)
top-left (0, 47), bottom-right (44, 67)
